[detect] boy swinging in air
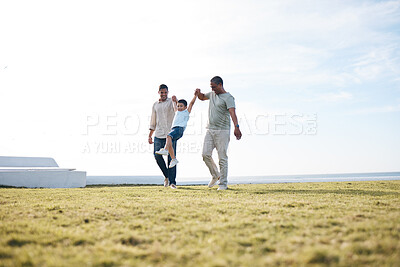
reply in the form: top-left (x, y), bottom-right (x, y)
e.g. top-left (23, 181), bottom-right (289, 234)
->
top-left (155, 91), bottom-right (197, 179)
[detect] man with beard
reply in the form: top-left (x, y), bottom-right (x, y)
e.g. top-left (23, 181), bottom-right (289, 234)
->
top-left (148, 84), bottom-right (177, 188)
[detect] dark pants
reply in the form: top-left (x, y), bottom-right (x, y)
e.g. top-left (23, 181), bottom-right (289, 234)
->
top-left (154, 137), bottom-right (177, 185)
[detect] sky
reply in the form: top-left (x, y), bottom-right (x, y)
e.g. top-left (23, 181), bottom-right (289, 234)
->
top-left (1, 0), bottom-right (399, 178)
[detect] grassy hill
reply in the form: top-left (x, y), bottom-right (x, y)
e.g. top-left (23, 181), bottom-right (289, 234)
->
top-left (1, 181), bottom-right (399, 266)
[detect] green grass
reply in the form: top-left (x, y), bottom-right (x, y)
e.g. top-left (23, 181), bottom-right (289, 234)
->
top-left (1, 181), bottom-right (399, 266)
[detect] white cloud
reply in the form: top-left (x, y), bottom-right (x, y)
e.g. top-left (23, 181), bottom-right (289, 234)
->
top-left (353, 104), bottom-right (400, 114)
top-left (351, 44), bottom-right (400, 80)
top-left (318, 92), bottom-right (353, 102)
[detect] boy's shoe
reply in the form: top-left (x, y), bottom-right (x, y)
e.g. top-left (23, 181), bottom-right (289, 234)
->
top-left (170, 184), bottom-right (177, 189)
top-left (217, 185), bottom-right (228, 191)
top-left (164, 178), bottom-right (169, 187)
top-left (169, 158), bottom-right (179, 168)
top-left (155, 148), bottom-right (169, 156)
top-left (208, 177), bottom-right (220, 188)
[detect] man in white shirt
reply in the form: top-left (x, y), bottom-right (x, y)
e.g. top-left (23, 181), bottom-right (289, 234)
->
top-left (148, 84), bottom-right (177, 187)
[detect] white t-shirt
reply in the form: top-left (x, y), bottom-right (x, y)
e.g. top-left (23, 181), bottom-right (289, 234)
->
top-left (172, 109), bottom-right (190, 129)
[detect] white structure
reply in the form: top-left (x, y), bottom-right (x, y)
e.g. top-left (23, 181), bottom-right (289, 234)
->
top-left (0, 156), bottom-right (86, 188)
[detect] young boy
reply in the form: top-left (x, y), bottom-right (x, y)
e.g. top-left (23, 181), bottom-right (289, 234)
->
top-left (155, 93), bottom-right (197, 185)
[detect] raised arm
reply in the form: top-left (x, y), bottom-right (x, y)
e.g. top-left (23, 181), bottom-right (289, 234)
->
top-left (171, 95), bottom-right (178, 112)
top-left (187, 94), bottom-right (197, 113)
top-left (195, 88), bottom-right (209, 101)
top-left (229, 108), bottom-right (242, 140)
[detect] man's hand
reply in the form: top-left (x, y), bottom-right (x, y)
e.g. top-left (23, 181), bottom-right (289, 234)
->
top-left (171, 95), bottom-right (177, 103)
top-left (234, 127), bottom-right (242, 140)
top-left (148, 136), bottom-right (153, 144)
top-left (196, 88), bottom-right (209, 100)
top-left (228, 108), bottom-right (242, 140)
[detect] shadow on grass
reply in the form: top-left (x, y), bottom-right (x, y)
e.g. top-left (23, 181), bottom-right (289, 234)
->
top-left (177, 187), bottom-right (206, 191)
top-left (86, 184), bottom-right (161, 188)
top-left (2, 184), bottom-right (398, 197)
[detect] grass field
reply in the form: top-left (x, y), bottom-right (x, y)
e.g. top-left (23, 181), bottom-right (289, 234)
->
top-left (0, 181), bottom-right (399, 266)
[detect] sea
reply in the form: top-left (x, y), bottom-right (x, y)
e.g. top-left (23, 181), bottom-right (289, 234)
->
top-left (87, 172), bottom-right (400, 185)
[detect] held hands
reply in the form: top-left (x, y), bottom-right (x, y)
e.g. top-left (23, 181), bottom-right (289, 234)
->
top-left (171, 95), bottom-right (177, 103)
top-left (195, 88), bottom-right (201, 96)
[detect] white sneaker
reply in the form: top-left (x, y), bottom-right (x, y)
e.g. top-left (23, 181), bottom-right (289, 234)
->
top-left (217, 186), bottom-right (228, 191)
top-left (170, 184), bottom-right (177, 189)
top-left (156, 148), bottom-right (169, 156)
top-left (164, 178), bottom-right (169, 187)
top-left (169, 158), bottom-right (179, 168)
top-left (208, 177), bottom-right (220, 188)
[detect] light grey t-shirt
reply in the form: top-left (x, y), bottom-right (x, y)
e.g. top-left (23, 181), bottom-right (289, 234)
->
top-left (205, 91), bottom-right (235, 130)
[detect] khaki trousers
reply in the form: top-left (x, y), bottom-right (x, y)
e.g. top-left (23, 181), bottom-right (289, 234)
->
top-left (202, 129), bottom-right (230, 187)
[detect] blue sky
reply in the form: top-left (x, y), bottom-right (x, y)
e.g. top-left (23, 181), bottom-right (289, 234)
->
top-left (0, 0), bottom-right (399, 178)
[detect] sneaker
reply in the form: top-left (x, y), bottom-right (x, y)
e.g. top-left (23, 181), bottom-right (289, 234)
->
top-left (169, 158), bottom-right (179, 168)
top-left (170, 184), bottom-right (177, 189)
top-left (156, 148), bottom-right (169, 156)
top-left (208, 176), bottom-right (220, 188)
top-left (164, 178), bottom-right (169, 187)
top-left (217, 186), bottom-right (228, 191)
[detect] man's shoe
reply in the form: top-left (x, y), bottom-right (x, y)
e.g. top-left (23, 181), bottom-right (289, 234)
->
top-left (170, 184), bottom-right (177, 189)
top-left (208, 177), bottom-right (220, 188)
top-left (169, 158), bottom-right (179, 168)
top-left (217, 186), bottom-right (228, 191)
top-left (156, 148), bottom-right (169, 156)
top-left (164, 178), bottom-right (169, 187)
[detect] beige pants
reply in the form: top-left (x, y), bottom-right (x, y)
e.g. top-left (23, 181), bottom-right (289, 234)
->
top-left (202, 129), bottom-right (230, 187)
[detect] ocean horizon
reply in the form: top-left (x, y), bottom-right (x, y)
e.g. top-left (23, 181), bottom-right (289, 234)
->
top-left (87, 171), bottom-right (400, 185)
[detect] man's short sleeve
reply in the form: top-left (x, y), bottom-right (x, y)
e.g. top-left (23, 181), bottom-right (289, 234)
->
top-left (204, 92), bottom-right (212, 99)
top-left (225, 94), bottom-right (235, 109)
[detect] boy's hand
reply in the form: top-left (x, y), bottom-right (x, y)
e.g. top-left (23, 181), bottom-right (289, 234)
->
top-left (172, 95), bottom-right (177, 102)
top-left (195, 89), bottom-right (201, 96)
